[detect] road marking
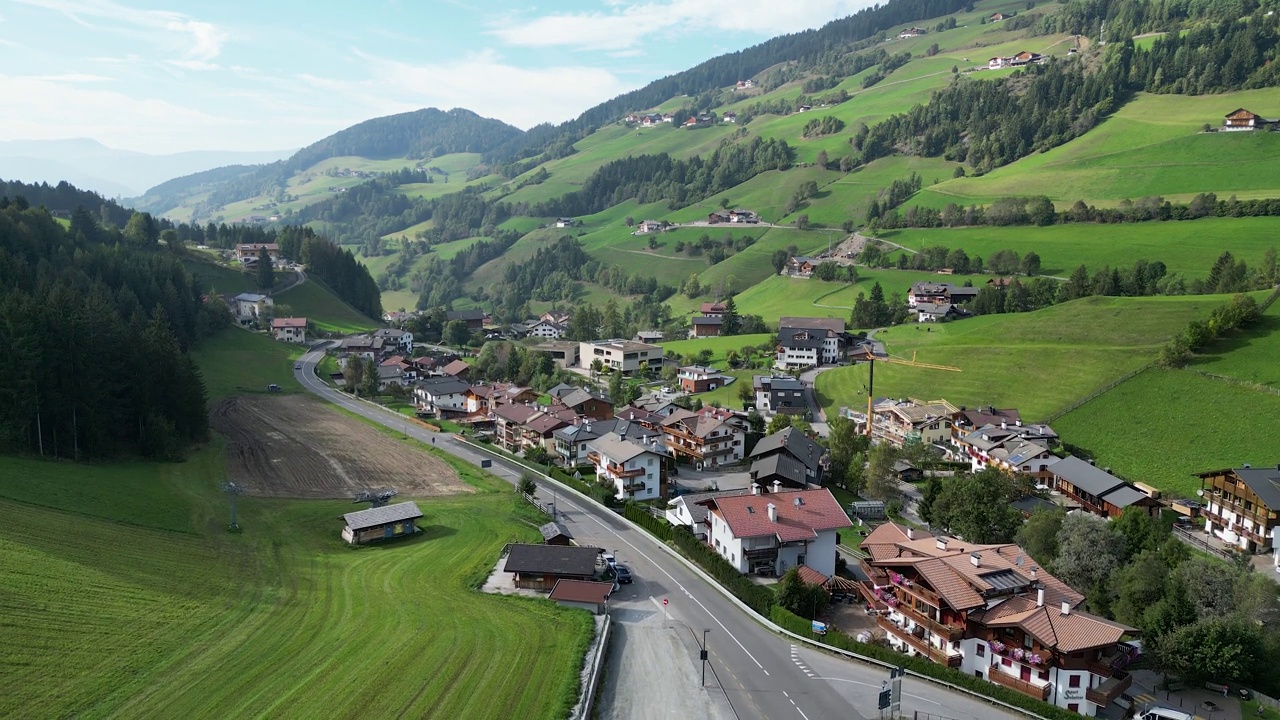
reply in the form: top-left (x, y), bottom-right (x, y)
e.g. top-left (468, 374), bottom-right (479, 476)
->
top-left (795, 707), bottom-right (810, 720)
top-left (299, 355), bottom-right (771, 674)
top-left (782, 691), bottom-right (789, 698)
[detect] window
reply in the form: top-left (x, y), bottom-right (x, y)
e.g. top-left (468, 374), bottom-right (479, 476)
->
top-left (1068, 704), bottom-right (1078, 713)
top-left (976, 644), bottom-right (985, 658)
top-left (1002, 657), bottom-right (1012, 667)
top-left (1023, 634), bottom-right (1033, 648)
top-left (1038, 669), bottom-right (1049, 681)
top-left (1068, 675), bottom-right (1081, 688)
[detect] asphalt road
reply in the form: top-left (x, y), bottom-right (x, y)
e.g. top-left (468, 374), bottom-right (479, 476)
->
top-left (294, 349), bottom-right (1024, 720)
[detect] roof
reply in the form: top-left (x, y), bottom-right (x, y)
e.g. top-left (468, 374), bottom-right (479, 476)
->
top-left (525, 413), bottom-right (570, 435)
top-left (1011, 495), bottom-right (1058, 515)
top-left (494, 404), bottom-right (539, 424)
top-left (692, 316), bottom-right (724, 326)
top-left (778, 327), bottom-right (825, 350)
top-left (754, 375), bottom-right (804, 392)
top-left (661, 407), bottom-right (738, 439)
top-left (703, 489), bottom-right (851, 542)
top-left (796, 565), bottom-right (830, 587)
top-left (343, 502), bottom-right (423, 531)
top-left (1226, 108), bottom-right (1262, 120)
top-left (700, 302), bottom-right (727, 313)
top-left (373, 328), bottom-right (406, 339)
top-left (548, 579), bottom-right (614, 605)
top-left (376, 366), bottom-right (403, 380)
top-left (271, 317), bottom-right (307, 328)
top-left (441, 359), bottom-right (470, 376)
top-left (587, 433), bottom-right (659, 463)
top-left (779, 316), bottom-right (845, 333)
top-left (1051, 456), bottom-right (1127, 497)
top-left (750, 426), bottom-right (824, 473)
top-left (916, 302), bottom-right (955, 315)
top-left (234, 292), bottom-right (269, 302)
top-left (1099, 485), bottom-right (1150, 509)
top-left (980, 597), bottom-right (1133, 653)
top-left (503, 543), bottom-right (600, 576)
top-left (445, 309), bottom-right (485, 321)
top-left (751, 452), bottom-right (808, 486)
top-left (669, 488), bottom-right (754, 525)
top-left (953, 407), bottom-right (1022, 429)
top-left (1197, 466), bottom-right (1280, 509)
top-left (417, 377), bottom-right (470, 396)
top-left (539, 522), bottom-right (573, 541)
top-left (560, 388), bottom-right (608, 409)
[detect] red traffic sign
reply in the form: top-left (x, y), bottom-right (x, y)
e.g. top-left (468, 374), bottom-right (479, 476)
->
top-left (663, 598), bottom-right (669, 606)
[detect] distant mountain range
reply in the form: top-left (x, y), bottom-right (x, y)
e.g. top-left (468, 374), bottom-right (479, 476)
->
top-left (0, 138), bottom-right (294, 198)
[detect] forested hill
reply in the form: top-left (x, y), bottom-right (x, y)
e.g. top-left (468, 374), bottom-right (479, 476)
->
top-left (200, 108), bottom-right (523, 210)
top-left (0, 178), bottom-right (132, 226)
top-left (0, 192), bottom-right (224, 461)
top-left (483, 0), bottom-right (975, 166)
top-left (131, 164), bottom-right (264, 215)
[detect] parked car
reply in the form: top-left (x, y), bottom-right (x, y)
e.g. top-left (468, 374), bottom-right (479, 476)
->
top-left (294, 363), bottom-right (302, 370)
top-left (614, 565), bottom-right (632, 584)
top-left (601, 551), bottom-right (616, 568)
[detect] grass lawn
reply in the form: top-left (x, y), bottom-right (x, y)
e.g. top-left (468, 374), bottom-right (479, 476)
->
top-left (0, 443), bottom-right (592, 719)
top-left (814, 294), bottom-right (1227, 420)
top-left (660, 334), bottom-right (776, 364)
top-left (184, 257), bottom-right (258, 295)
top-left (195, 327), bottom-right (304, 399)
top-left (1053, 367), bottom-right (1280, 498)
top-left (275, 278), bottom-right (380, 334)
top-left (880, 217), bottom-right (1280, 278)
top-left (1190, 295), bottom-right (1280, 388)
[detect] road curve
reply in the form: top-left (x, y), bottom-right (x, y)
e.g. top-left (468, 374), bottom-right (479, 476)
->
top-left (294, 349), bottom-right (1023, 720)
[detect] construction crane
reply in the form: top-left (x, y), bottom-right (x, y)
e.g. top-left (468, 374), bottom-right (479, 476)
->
top-left (853, 348), bottom-right (962, 437)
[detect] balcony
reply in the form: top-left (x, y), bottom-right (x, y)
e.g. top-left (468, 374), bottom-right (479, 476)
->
top-left (875, 616), bottom-right (962, 668)
top-left (897, 601), bottom-right (964, 642)
top-left (988, 667), bottom-right (1051, 701)
top-left (1086, 670), bottom-right (1132, 707)
top-left (607, 462), bottom-right (645, 478)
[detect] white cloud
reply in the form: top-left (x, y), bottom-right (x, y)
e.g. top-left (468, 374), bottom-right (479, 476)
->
top-left (302, 49), bottom-right (632, 130)
top-left (489, 0), bottom-right (865, 50)
top-left (166, 59), bottom-right (220, 71)
top-left (30, 72), bottom-right (112, 82)
top-left (14, 0), bottom-right (228, 60)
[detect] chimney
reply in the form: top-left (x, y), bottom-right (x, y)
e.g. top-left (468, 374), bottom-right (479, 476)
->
top-left (767, 503), bottom-right (777, 522)
top-left (1001, 421), bottom-right (1008, 430)
top-left (1037, 588), bottom-right (1045, 607)
top-left (906, 528), bottom-right (915, 540)
top-left (1031, 568), bottom-right (1038, 581)
top-left (772, 480), bottom-right (782, 494)
top-left (1015, 419), bottom-right (1023, 427)
top-left (936, 538), bottom-right (948, 551)
top-left (1060, 601), bottom-right (1071, 616)
top-left (752, 484), bottom-right (762, 495)
top-left (970, 552), bottom-right (981, 568)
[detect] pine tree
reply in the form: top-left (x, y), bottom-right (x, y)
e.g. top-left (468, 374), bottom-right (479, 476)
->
top-left (257, 247), bottom-right (275, 290)
top-left (722, 295), bottom-right (741, 335)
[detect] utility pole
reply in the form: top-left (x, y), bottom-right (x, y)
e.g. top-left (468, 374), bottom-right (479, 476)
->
top-left (700, 629), bottom-right (710, 687)
top-left (220, 481), bottom-right (246, 530)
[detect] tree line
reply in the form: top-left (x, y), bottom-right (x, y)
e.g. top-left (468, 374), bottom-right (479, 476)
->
top-left (0, 195), bottom-right (221, 460)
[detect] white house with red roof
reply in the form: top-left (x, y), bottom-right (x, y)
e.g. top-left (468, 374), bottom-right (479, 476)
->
top-left (270, 317), bottom-right (307, 343)
top-left (700, 487), bottom-right (852, 577)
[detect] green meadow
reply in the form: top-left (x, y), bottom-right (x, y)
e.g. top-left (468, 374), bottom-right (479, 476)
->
top-left (195, 327), bottom-right (304, 399)
top-left (275, 278), bottom-right (380, 334)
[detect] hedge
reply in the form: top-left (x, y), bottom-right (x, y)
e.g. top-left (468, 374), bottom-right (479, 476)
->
top-left (770, 607), bottom-right (1080, 720)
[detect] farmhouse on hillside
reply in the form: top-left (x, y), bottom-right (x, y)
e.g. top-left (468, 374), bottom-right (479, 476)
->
top-left (1197, 464), bottom-right (1280, 559)
top-left (341, 502), bottom-right (423, 544)
top-left (235, 242), bottom-right (280, 264)
top-left (271, 317), bottom-right (308, 343)
top-left (233, 292), bottom-right (274, 323)
top-left (1223, 108), bottom-right (1276, 131)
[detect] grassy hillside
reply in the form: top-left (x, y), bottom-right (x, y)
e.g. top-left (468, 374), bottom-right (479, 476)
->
top-left (912, 89), bottom-right (1280, 208)
top-left (275, 279), bottom-right (380, 334)
top-left (0, 445), bottom-right (591, 719)
top-left (880, 216), bottom-right (1280, 278)
top-left (814, 293), bottom-right (1228, 420)
top-left (196, 327), bottom-right (304, 399)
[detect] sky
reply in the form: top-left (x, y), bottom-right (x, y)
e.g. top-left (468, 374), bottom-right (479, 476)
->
top-left (0, 0), bottom-right (870, 154)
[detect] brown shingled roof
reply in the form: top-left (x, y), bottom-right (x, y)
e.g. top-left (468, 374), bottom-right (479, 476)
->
top-left (548, 579), bottom-right (614, 605)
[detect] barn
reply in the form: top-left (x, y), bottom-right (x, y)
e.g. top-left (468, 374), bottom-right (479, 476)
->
top-left (539, 521), bottom-right (575, 546)
top-left (548, 579), bottom-right (614, 614)
top-left (502, 543), bottom-right (601, 591)
top-left (341, 502), bottom-right (423, 545)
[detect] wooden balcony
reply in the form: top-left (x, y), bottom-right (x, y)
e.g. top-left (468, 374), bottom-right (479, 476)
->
top-left (875, 616), bottom-right (962, 668)
top-left (988, 668), bottom-right (1051, 701)
top-left (897, 601), bottom-right (964, 642)
top-left (607, 462), bottom-right (645, 478)
top-left (1086, 670), bottom-right (1132, 707)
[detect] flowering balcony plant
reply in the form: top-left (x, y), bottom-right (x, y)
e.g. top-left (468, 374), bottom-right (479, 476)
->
top-left (988, 640), bottom-right (1006, 653)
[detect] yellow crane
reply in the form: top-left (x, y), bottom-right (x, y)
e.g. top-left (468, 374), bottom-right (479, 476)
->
top-left (854, 349), bottom-right (962, 437)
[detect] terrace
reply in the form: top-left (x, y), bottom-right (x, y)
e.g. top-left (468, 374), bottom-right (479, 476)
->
top-left (987, 667), bottom-right (1051, 701)
top-left (874, 615), bottom-right (963, 668)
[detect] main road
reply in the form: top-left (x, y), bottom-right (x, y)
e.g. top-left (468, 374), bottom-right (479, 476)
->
top-left (294, 349), bottom-right (1024, 720)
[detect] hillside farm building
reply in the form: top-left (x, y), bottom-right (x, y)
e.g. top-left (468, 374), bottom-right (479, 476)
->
top-left (341, 502), bottom-right (423, 544)
top-left (1223, 108), bottom-right (1277, 131)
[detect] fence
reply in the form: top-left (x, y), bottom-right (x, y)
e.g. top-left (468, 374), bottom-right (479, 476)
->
top-left (1171, 525), bottom-right (1235, 562)
top-left (1041, 361), bottom-right (1155, 424)
top-left (573, 615), bottom-right (612, 720)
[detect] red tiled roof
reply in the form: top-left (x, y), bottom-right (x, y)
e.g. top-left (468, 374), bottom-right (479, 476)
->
top-left (706, 489), bottom-right (851, 542)
top-left (271, 317), bottom-right (306, 328)
top-left (549, 579), bottom-right (614, 604)
top-left (796, 565), bottom-right (829, 587)
top-left (441, 359), bottom-right (470, 376)
top-left (380, 355), bottom-right (405, 366)
top-left (494, 404), bottom-right (539, 424)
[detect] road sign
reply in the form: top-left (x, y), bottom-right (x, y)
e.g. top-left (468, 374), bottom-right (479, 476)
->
top-left (480, 459), bottom-right (492, 468)
top-left (663, 597), bottom-right (668, 606)
top-left (878, 688), bottom-right (891, 710)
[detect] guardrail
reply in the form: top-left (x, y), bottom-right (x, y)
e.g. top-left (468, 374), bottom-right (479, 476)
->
top-left (573, 614), bottom-right (612, 720)
top-left (453, 436), bottom-right (1056, 720)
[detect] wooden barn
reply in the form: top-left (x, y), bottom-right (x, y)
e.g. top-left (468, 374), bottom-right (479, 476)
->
top-left (502, 543), bottom-right (601, 591)
top-left (548, 580), bottom-right (614, 615)
top-left (540, 522), bottom-right (575, 546)
top-left (341, 502), bottom-right (423, 545)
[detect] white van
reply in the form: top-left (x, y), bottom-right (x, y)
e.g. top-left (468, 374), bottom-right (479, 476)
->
top-left (1137, 707), bottom-right (1195, 720)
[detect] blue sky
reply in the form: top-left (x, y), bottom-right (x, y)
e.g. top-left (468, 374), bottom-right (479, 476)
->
top-left (0, 0), bottom-right (867, 153)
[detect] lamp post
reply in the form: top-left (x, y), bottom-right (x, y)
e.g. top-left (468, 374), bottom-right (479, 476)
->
top-left (701, 629), bottom-right (710, 687)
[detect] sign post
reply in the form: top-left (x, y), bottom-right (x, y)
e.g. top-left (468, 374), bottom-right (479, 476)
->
top-left (700, 629), bottom-right (710, 687)
top-left (890, 666), bottom-right (904, 717)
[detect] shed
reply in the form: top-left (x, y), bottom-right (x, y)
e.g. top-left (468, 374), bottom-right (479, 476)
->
top-left (548, 579), bottom-right (614, 614)
top-left (342, 502), bottom-right (422, 545)
top-left (892, 460), bottom-right (923, 482)
top-left (849, 500), bottom-right (887, 520)
top-left (503, 543), bottom-right (601, 591)
top-left (539, 521), bottom-right (575, 546)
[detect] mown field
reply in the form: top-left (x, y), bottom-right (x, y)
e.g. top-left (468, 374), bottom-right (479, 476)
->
top-left (185, 256), bottom-right (259, 295)
top-left (0, 442), bottom-right (592, 719)
top-left (275, 278), bottom-right (379, 334)
top-left (661, 333), bottom-right (775, 364)
top-left (911, 89), bottom-right (1280, 207)
top-left (880, 216), bottom-right (1280, 278)
top-left (1054, 367), bottom-right (1280, 498)
top-left (1190, 293), bottom-right (1280, 388)
top-left (814, 293), bottom-right (1229, 420)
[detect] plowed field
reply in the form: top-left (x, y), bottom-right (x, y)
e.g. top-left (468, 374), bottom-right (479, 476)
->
top-left (210, 395), bottom-right (467, 498)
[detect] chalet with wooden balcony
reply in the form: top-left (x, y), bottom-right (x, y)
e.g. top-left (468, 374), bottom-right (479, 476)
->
top-left (493, 403), bottom-right (539, 453)
top-left (955, 420), bottom-right (1060, 474)
top-left (870, 398), bottom-right (958, 448)
top-left (1048, 456), bottom-right (1161, 520)
top-left (660, 406), bottom-right (746, 469)
top-left (587, 432), bottom-right (667, 501)
top-left (1198, 464), bottom-right (1280, 556)
top-left (859, 523), bottom-right (1136, 716)
top-left (749, 426), bottom-right (827, 486)
top-left (701, 487), bottom-right (852, 577)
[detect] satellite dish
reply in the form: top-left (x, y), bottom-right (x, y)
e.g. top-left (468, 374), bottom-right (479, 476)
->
top-left (1196, 489), bottom-right (1204, 497)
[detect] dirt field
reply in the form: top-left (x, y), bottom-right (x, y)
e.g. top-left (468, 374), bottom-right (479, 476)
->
top-left (210, 395), bottom-right (469, 499)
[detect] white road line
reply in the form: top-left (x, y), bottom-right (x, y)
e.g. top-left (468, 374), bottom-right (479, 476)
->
top-left (782, 691), bottom-right (789, 698)
top-left (795, 707), bottom-right (811, 720)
